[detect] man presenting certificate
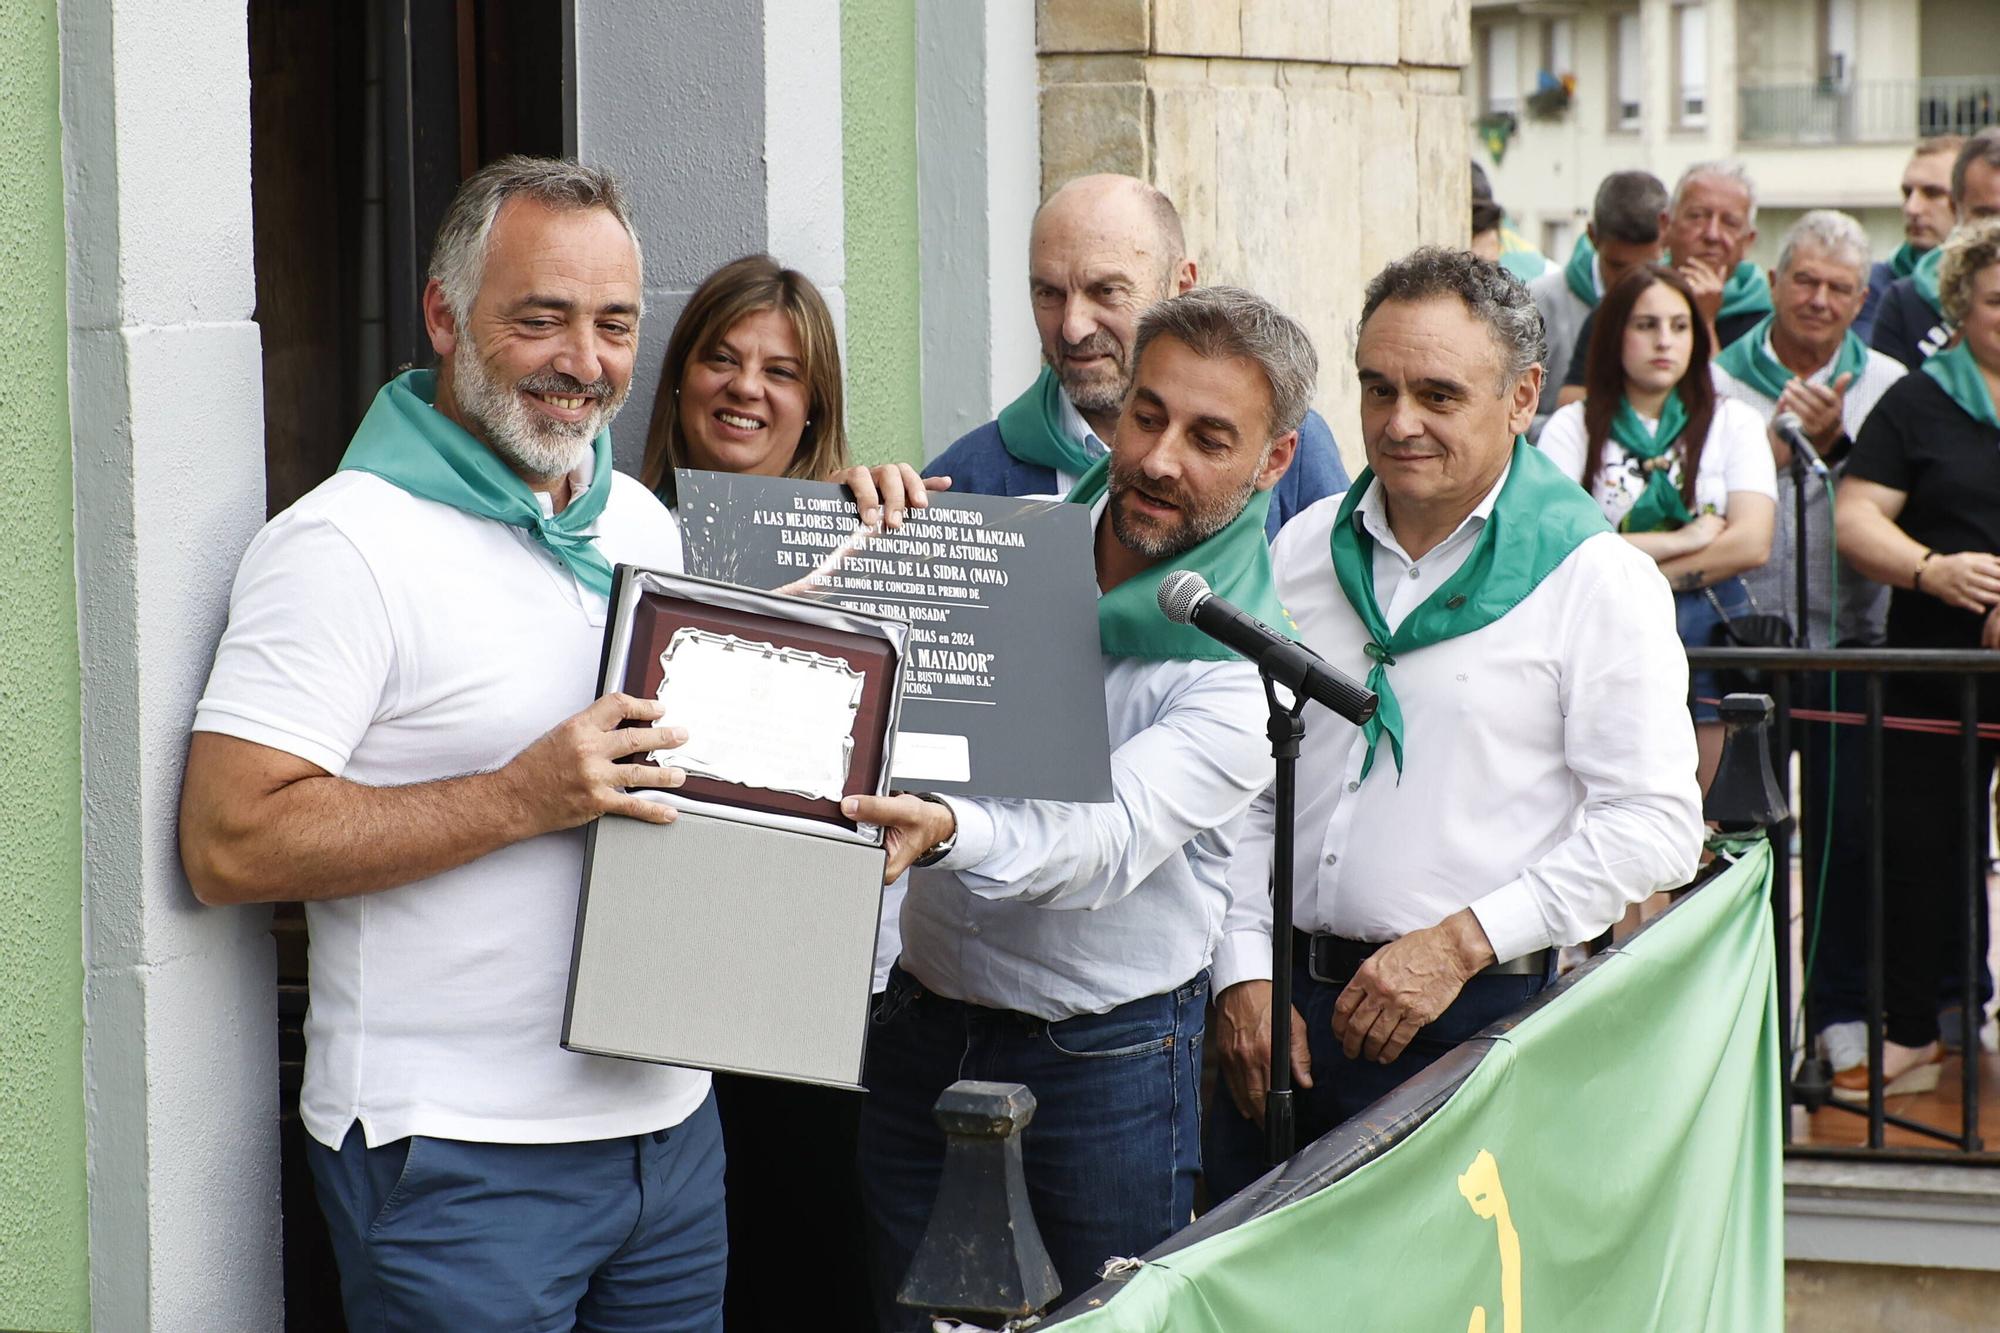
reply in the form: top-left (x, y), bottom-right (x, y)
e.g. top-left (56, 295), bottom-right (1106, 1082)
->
top-left (851, 286), bottom-right (1313, 1322)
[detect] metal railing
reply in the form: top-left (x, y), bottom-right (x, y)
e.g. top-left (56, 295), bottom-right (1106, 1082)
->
top-left (1739, 75), bottom-right (2000, 144)
top-left (1686, 647), bottom-right (1997, 1161)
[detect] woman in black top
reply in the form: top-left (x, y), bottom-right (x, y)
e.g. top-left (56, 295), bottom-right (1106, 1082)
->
top-left (1835, 218), bottom-right (2000, 1101)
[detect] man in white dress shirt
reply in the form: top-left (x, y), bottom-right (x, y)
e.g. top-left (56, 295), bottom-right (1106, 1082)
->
top-left (1203, 248), bottom-right (1706, 1202)
top-left (849, 287), bottom-right (1309, 1322)
top-left (1711, 210), bottom-right (1915, 1075)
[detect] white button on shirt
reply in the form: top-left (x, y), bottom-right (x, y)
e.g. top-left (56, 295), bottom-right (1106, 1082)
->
top-left (1212, 469), bottom-right (1704, 991)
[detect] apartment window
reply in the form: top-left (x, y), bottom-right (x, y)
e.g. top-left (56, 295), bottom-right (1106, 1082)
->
top-left (1481, 22), bottom-right (1521, 116)
top-left (1612, 12), bottom-right (1643, 131)
top-left (1541, 16), bottom-right (1574, 75)
top-left (1675, 1), bottom-right (1707, 128)
top-left (1820, 0), bottom-right (1857, 85)
top-left (1542, 218), bottom-right (1576, 264)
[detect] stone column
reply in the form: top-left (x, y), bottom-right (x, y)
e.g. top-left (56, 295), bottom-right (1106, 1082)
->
top-left (61, 1), bottom-right (283, 1326)
top-left (1036, 0), bottom-right (1472, 467)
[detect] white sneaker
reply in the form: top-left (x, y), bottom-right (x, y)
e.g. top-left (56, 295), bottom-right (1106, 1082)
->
top-left (1818, 1021), bottom-right (1865, 1073)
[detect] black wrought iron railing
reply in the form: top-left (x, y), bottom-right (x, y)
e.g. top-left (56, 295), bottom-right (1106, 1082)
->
top-left (1739, 76), bottom-right (2000, 144)
top-left (1686, 647), bottom-right (1997, 1161)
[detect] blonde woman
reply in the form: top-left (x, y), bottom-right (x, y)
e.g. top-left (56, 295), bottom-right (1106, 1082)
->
top-left (639, 254), bottom-right (850, 502)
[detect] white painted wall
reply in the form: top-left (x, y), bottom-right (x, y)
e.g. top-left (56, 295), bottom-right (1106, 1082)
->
top-left (916, 0), bottom-right (1041, 459)
top-left (765, 0), bottom-right (849, 359)
top-left (1476, 0), bottom-right (1925, 273)
top-left (60, 0), bottom-right (282, 1327)
top-left (984, 0), bottom-right (1044, 420)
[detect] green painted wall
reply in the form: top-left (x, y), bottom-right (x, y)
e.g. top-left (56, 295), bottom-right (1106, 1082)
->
top-left (842, 0), bottom-right (924, 467)
top-left (0, 0), bottom-right (90, 1328)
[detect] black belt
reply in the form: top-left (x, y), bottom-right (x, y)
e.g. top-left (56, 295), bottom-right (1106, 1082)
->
top-left (1294, 930), bottom-right (1550, 985)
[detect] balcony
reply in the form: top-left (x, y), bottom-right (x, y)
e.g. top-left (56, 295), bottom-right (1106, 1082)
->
top-left (1740, 75), bottom-right (2000, 144)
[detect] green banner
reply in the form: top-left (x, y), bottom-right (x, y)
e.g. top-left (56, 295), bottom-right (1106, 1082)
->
top-left (1063, 840), bottom-right (1781, 1332)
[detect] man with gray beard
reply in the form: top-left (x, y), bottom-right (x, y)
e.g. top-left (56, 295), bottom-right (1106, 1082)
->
top-left (179, 158), bottom-right (725, 1331)
top-left (850, 286), bottom-right (1309, 1324)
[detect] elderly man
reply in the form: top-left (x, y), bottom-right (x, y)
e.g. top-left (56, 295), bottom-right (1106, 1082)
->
top-left (852, 287), bottom-right (1311, 1322)
top-left (923, 173), bottom-right (1346, 533)
top-left (1203, 248), bottom-right (1705, 1203)
top-left (1872, 129), bottom-right (2000, 369)
top-left (1856, 136), bottom-right (1963, 344)
top-left (1527, 170), bottom-right (1668, 437)
top-left (1712, 210), bottom-right (1905, 647)
top-left (1557, 161), bottom-right (1768, 406)
top-left (179, 159), bottom-right (725, 1330)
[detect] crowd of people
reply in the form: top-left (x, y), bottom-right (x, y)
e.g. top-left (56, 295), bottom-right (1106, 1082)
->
top-left (167, 125), bottom-right (2000, 1331)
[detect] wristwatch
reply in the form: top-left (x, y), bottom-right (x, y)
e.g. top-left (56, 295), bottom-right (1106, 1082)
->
top-left (1914, 548), bottom-right (1937, 593)
top-left (911, 793), bottom-right (957, 868)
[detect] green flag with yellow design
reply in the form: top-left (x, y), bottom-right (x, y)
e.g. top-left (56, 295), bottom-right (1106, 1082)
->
top-left (1059, 840), bottom-right (1781, 1331)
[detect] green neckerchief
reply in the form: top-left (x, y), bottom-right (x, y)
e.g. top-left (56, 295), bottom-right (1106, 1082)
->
top-left (1712, 313), bottom-right (1870, 402)
top-left (1065, 459), bottom-right (1287, 661)
top-left (1888, 241), bottom-right (1922, 279)
top-left (1716, 261), bottom-right (1775, 322)
top-left (1329, 439), bottom-right (1609, 780)
top-left (997, 365), bottom-right (1099, 478)
top-left (1609, 392), bottom-right (1694, 534)
top-left (1923, 342), bottom-right (2000, 431)
top-left (338, 369), bottom-right (616, 597)
top-left (1912, 245), bottom-right (1944, 316)
top-left (1565, 235), bottom-right (1600, 307)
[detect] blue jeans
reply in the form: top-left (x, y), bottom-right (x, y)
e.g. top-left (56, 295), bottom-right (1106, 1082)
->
top-left (859, 966), bottom-right (1208, 1328)
top-left (1674, 575), bottom-right (1753, 723)
top-left (307, 1094), bottom-right (726, 1332)
top-left (1202, 956), bottom-right (1543, 1207)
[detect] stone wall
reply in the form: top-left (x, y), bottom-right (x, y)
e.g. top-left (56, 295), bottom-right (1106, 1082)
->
top-left (1037, 0), bottom-right (1472, 470)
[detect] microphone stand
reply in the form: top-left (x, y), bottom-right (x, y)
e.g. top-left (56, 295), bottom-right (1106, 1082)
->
top-left (1791, 446), bottom-right (1811, 651)
top-left (1261, 673), bottom-right (1309, 1165)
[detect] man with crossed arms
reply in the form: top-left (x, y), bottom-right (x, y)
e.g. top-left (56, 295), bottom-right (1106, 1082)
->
top-left (852, 286), bottom-right (1313, 1323)
top-left (1203, 248), bottom-right (1706, 1201)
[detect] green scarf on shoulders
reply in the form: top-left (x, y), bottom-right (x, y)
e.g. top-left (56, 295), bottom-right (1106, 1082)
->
top-left (1923, 341), bottom-right (2000, 431)
top-left (1329, 439), bottom-right (1609, 781)
top-left (1607, 393), bottom-right (1694, 534)
top-left (1712, 313), bottom-right (1870, 402)
top-left (997, 365), bottom-right (1099, 479)
top-left (1887, 241), bottom-right (1923, 279)
top-left (1716, 262), bottom-right (1775, 322)
top-left (1066, 459), bottom-right (1289, 661)
top-left (338, 369), bottom-right (617, 597)
top-left (1912, 245), bottom-right (1945, 317)
top-left (1565, 235), bottom-right (1601, 307)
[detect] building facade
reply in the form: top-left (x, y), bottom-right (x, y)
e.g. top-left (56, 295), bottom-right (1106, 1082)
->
top-left (1468, 0), bottom-right (2000, 269)
top-left (0, 0), bottom-right (1469, 1325)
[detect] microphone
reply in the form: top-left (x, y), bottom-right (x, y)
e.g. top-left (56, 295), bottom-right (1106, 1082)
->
top-left (1157, 571), bottom-right (1378, 725)
top-left (1772, 412), bottom-right (1830, 478)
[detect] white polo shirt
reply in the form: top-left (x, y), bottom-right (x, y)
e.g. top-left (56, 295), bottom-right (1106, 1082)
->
top-left (194, 462), bottom-right (709, 1149)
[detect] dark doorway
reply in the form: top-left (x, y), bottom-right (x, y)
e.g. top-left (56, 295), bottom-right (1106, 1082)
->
top-left (247, 2), bottom-right (564, 1325)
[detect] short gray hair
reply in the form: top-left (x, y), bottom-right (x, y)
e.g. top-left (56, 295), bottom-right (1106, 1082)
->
top-left (1359, 247), bottom-right (1547, 387)
top-left (1938, 216), bottom-right (2000, 327)
top-left (1953, 128), bottom-right (2000, 207)
top-left (428, 156), bottom-right (644, 324)
top-left (1132, 286), bottom-right (1318, 439)
top-left (1777, 209), bottom-right (1871, 281)
top-left (1593, 171), bottom-right (1668, 245)
top-left (1671, 160), bottom-right (1759, 225)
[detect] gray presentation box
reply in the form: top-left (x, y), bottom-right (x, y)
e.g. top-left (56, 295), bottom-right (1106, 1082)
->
top-left (562, 566), bottom-right (907, 1089)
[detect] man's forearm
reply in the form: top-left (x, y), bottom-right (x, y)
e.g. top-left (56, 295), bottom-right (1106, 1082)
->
top-left (185, 760), bottom-right (542, 904)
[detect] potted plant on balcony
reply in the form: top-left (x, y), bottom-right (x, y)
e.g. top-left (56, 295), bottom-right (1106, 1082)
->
top-left (1526, 70), bottom-right (1576, 121)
